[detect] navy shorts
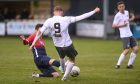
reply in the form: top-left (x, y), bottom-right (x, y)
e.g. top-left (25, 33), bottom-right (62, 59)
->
top-left (32, 47), bottom-right (57, 77)
top-left (34, 57), bottom-right (57, 77)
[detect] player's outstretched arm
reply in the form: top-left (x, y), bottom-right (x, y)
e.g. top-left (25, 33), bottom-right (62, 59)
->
top-left (19, 35), bottom-right (25, 40)
top-left (71, 7), bottom-right (100, 23)
top-left (129, 12), bottom-right (135, 22)
top-left (19, 35), bottom-right (29, 45)
top-left (112, 21), bottom-right (128, 28)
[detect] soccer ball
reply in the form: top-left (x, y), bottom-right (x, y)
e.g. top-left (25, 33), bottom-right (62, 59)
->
top-left (70, 66), bottom-right (80, 77)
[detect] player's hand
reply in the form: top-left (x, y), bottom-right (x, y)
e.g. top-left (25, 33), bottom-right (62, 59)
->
top-left (123, 20), bottom-right (128, 27)
top-left (19, 35), bottom-right (25, 40)
top-left (94, 7), bottom-right (100, 13)
top-left (123, 23), bottom-right (128, 27)
top-left (29, 45), bottom-right (33, 50)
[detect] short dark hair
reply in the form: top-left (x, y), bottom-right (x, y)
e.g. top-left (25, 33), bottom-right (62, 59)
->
top-left (54, 6), bottom-right (63, 11)
top-left (117, 1), bottom-right (125, 6)
top-left (35, 24), bottom-right (43, 30)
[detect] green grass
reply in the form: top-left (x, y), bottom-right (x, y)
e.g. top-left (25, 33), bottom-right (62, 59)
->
top-left (0, 37), bottom-right (140, 84)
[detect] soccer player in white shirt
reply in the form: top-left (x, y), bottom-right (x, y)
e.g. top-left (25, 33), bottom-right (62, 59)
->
top-left (29, 6), bottom-right (100, 80)
top-left (112, 1), bottom-right (139, 69)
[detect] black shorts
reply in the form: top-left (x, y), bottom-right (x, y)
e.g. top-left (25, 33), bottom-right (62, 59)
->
top-left (122, 36), bottom-right (138, 49)
top-left (55, 44), bottom-right (78, 58)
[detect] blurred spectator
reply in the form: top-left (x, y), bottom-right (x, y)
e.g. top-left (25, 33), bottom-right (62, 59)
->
top-left (2, 8), bottom-right (16, 20)
top-left (15, 14), bottom-right (21, 20)
top-left (3, 8), bottom-right (9, 19)
top-left (0, 8), bottom-right (35, 20)
top-left (10, 10), bottom-right (16, 19)
top-left (0, 14), bottom-right (4, 21)
top-left (20, 8), bottom-right (29, 19)
top-left (0, 10), bottom-right (4, 21)
top-left (28, 12), bottom-right (34, 19)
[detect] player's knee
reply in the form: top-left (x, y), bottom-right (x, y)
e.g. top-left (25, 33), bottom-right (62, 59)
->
top-left (69, 57), bottom-right (75, 62)
top-left (49, 59), bottom-right (55, 65)
top-left (52, 72), bottom-right (60, 78)
top-left (123, 49), bottom-right (129, 55)
top-left (133, 46), bottom-right (139, 53)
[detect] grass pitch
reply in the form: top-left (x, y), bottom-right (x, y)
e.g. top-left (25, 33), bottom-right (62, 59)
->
top-left (0, 37), bottom-right (140, 84)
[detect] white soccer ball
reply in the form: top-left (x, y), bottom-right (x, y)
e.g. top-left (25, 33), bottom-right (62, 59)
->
top-left (70, 66), bottom-right (80, 77)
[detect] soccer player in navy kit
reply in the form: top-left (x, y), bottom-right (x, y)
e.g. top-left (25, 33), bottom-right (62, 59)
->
top-left (20, 24), bottom-right (61, 78)
top-left (30, 6), bottom-right (100, 81)
top-left (112, 1), bottom-right (139, 69)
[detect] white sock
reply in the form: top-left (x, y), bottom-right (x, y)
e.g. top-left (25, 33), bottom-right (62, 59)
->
top-left (62, 61), bottom-right (74, 79)
top-left (128, 52), bottom-right (137, 66)
top-left (65, 60), bottom-right (69, 66)
top-left (32, 73), bottom-right (39, 77)
top-left (60, 58), bottom-right (65, 72)
top-left (117, 53), bottom-right (125, 65)
top-left (36, 74), bottom-right (39, 77)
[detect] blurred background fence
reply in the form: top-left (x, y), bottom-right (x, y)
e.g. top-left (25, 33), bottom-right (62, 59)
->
top-left (0, 0), bottom-right (140, 39)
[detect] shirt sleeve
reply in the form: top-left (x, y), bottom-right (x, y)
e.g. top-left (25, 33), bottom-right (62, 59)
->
top-left (113, 15), bottom-right (120, 25)
top-left (26, 34), bottom-right (36, 43)
top-left (69, 10), bottom-right (96, 23)
top-left (40, 19), bottom-right (50, 34)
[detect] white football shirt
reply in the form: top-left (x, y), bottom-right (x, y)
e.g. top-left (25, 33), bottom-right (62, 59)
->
top-left (40, 11), bottom-right (96, 47)
top-left (113, 10), bottom-right (132, 38)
